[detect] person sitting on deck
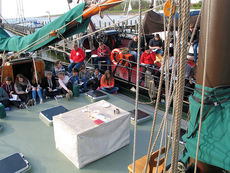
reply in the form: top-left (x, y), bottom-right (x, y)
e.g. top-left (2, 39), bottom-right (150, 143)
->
top-left (1, 77), bottom-right (24, 109)
top-left (14, 74), bottom-right (34, 106)
top-left (70, 68), bottom-right (80, 85)
top-left (68, 43), bottom-right (85, 73)
top-left (31, 72), bottom-right (43, 104)
top-left (94, 42), bottom-right (111, 71)
top-left (52, 60), bottom-right (66, 79)
top-left (87, 68), bottom-right (102, 90)
top-left (57, 72), bottom-right (73, 101)
top-left (42, 71), bottom-right (60, 99)
top-left (0, 87), bottom-right (10, 109)
top-left (149, 34), bottom-right (163, 55)
top-left (128, 35), bottom-right (144, 62)
top-left (100, 70), bottom-right (118, 94)
top-left (139, 47), bottom-right (157, 85)
top-left (79, 67), bottom-right (92, 92)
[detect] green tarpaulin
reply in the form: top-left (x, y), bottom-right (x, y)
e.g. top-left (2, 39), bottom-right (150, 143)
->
top-left (0, 28), bottom-right (10, 39)
top-left (0, 2), bottom-right (90, 52)
top-left (182, 84), bottom-right (230, 171)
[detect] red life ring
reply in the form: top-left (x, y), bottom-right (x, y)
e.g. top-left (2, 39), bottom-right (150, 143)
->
top-left (110, 48), bottom-right (124, 65)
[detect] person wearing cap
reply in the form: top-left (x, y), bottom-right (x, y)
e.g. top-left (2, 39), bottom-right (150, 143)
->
top-left (94, 42), bottom-right (111, 71)
top-left (188, 24), bottom-right (199, 62)
top-left (139, 47), bottom-right (157, 85)
top-left (68, 43), bottom-right (85, 73)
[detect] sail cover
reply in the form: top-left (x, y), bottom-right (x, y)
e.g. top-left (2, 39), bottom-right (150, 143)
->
top-left (0, 2), bottom-right (90, 52)
top-left (182, 84), bottom-right (230, 171)
top-left (143, 10), bottom-right (200, 34)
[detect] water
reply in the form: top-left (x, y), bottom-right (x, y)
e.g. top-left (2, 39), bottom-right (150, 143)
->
top-left (5, 14), bottom-right (139, 29)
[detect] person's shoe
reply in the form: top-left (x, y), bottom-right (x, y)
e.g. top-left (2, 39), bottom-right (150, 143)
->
top-left (27, 99), bottom-right (35, 106)
top-left (19, 103), bottom-right (26, 109)
top-left (113, 91), bottom-right (118, 94)
top-left (45, 96), bottom-right (51, 99)
top-left (40, 99), bottom-right (43, 104)
top-left (69, 90), bottom-right (73, 97)
top-left (66, 93), bottom-right (71, 101)
top-left (4, 107), bottom-right (10, 111)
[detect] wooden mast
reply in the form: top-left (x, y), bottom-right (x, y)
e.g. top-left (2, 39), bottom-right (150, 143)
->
top-left (196, 0), bottom-right (230, 87)
top-left (190, 0), bottom-right (230, 172)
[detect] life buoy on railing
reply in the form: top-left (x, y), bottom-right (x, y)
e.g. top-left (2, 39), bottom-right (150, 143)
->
top-left (110, 48), bottom-right (124, 65)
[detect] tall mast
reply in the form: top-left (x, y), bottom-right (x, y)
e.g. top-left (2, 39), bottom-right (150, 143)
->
top-left (196, 0), bottom-right (230, 87)
top-left (0, 0), bottom-right (2, 17)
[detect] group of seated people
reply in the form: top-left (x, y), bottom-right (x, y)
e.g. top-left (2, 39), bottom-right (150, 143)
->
top-left (0, 59), bottom-right (119, 110)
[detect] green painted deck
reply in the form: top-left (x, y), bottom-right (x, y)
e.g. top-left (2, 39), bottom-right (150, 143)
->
top-left (0, 93), bottom-right (183, 173)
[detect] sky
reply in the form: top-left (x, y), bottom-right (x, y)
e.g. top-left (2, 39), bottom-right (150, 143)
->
top-left (1, 0), bottom-right (201, 19)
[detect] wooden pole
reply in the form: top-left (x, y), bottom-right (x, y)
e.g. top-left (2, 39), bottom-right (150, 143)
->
top-left (196, 0), bottom-right (230, 87)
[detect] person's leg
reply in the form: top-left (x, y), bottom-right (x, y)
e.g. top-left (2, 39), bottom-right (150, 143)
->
top-left (68, 63), bottom-right (75, 73)
top-left (32, 89), bottom-right (37, 101)
top-left (73, 62), bottom-right (84, 70)
top-left (0, 99), bottom-right (10, 108)
top-left (130, 51), bottom-right (137, 62)
top-left (193, 43), bottom-right (198, 62)
top-left (18, 94), bottom-right (27, 103)
top-left (66, 82), bottom-right (73, 91)
top-left (140, 66), bottom-right (147, 85)
top-left (109, 87), bottom-right (119, 93)
top-left (94, 57), bottom-right (99, 69)
top-left (101, 87), bottom-right (110, 93)
top-left (106, 57), bottom-right (112, 71)
top-left (37, 88), bottom-right (43, 103)
top-left (81, 78), bottom-right (88, 91)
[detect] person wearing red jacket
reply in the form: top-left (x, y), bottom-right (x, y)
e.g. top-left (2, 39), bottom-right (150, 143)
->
top-left (68, 43), bottom-right (85, 73)
top-left (94, 42), bottom-right (111, 71)
top-left (139, 47), bottom-right (157, 85)
top-left (100, 70), bottom-right (118, 94)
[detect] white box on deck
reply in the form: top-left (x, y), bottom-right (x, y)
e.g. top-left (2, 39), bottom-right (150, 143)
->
top-left (53, 100), bottom-right (130, 168)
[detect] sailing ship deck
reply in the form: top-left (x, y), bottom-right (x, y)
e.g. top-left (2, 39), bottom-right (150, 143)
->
top-left (0, 93), bottom-right (185, 173)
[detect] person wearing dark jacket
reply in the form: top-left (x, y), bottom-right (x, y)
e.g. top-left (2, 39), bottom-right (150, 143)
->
top-left (1, 77), bottom-right (23, 108)
top-left (14, 74), bottom-right (34, 106)
top-left (128, 35), bottom-right (144, 62)
top-left (188, 24), bottom-right (199, 62)
top-left (87, 68), bottom-right (102, 90)
top-left (42, 72), bottom-right (60, 98)
top-left (0, 87), bottom-right (9, 108)
top-left (149, 34), bottom-right (163, 55)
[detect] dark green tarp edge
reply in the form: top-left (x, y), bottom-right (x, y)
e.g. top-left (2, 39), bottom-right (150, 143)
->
top-left (0, 2), bottom-right (90, 52)
top-left (182, 84), bottom-right (230, 171)
top-left (0, 28), bottom-right (10, 39)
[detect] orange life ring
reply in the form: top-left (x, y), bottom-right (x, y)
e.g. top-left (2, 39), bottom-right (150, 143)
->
top-left (110, 48), bottom-right (124, 65)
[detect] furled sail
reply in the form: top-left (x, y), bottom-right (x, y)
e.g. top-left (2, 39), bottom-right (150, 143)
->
top-left (0, 2), bottom-right (90, 52)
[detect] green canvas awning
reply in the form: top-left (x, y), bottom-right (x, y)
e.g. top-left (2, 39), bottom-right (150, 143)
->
top-left (0, 2), bottom-right (90, 52)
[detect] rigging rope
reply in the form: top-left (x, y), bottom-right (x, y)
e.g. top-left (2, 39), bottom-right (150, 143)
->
top-left (132, 0), bottom-right (142, 171)
top-left (143, 0), bottom-right (175, 172)
top-left (170, 0), bottom-right (190, 171)
top-left (14, 3), bottom-right (164, 57)
top-left (194, 1), bottom-right (211, 172)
